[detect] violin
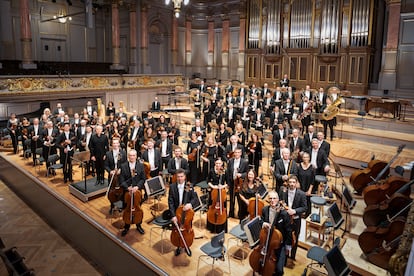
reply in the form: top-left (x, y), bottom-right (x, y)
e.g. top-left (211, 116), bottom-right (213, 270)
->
top-left (351, 144), bottom-right (405, 194)
top-left (123, 189), bottom-right (143, 225)
top-left (207, 171), bottom-right (227, 226)
top-left (363, 176), bottom-right (410, 206)
top-left (249, 220), bottom-right (283, 276)
top-left (170, 182), bottom-right (195, 256)
top-left (187, 147), bottom-right (198, 162)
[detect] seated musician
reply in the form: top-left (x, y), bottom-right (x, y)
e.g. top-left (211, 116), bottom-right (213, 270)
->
top-left (119, 149), bottom-right (146, 236)
top-left (104, 138), bottom-right (127, 214)
top-left (278, 175), bottom-right (307, 265)
top-left (261, 190), bottom-right (293, 276)
top-left (167, 147), bottom-right (190, 179)
top-left (207, 158), bottom-right (228, 233)
top-left (168, 169), bottom-right (199, 256)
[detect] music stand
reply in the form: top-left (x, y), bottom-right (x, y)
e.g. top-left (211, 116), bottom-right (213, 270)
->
top-left (327, 202), bottom-right (345, 245)
top-left (243, 216), bottom-right (263, 248)
top-left (71, 150), bottom-right (91, 192)
top-left (323, 245), bottom-right (352, 276)
top-left (144, 176), bottom-right (166, 214)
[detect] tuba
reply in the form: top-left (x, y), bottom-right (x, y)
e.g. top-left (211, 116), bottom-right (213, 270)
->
top-left (322, 96), bottom-right (344, 121)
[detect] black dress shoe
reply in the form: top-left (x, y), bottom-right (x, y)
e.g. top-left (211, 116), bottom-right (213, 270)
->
top-left (174, 247), bottom-right (181, 256)
top-left (121, 229), bottom-right (129, 236)
top-left (136, 225), bottom-right (145, 234)
top-left (94, 181), bottom-right (100, 186)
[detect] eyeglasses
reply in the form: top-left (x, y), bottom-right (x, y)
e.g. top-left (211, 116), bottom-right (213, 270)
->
top-left (269, 197), bottom-right (278, 200)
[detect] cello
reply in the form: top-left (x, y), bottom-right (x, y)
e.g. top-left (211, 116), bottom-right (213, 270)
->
top-left (207, 170), bottom-right (227, 226)
top-left (170, 182), bottom-right (195, 256)
top-left (351, 144), bottom-right (405, 194)
top-left (248, 178), bottom-right (265, 220)
top-left (123, 188), bottom-right (144, 227)
top-left (249, 215), bottom-right (283, 276)
top-left (106, 154), bottom-right (123, 204)
top-left (363, 177), bottom-right (412, 206)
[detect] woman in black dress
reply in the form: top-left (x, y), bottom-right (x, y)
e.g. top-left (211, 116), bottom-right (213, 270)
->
top-left (106, 101), bottom-right (116, 116)
top-left (186, 131), bottom-right (202, 184)
top-left (246, 132), bottom-right (262, 175)
top-left (201, 135), bottom-right (218, 179)
top-left (238, 169), bottom-right (260, 223)
top-left (215, 122), bottom-right (229, 160)
top-left (297, 152), bottom-right (315, 217)
top-left (207, 159), bottom-right (228, 233)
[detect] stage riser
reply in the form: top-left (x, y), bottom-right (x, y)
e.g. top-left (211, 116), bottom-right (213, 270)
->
top-left (338, 131), bottom-right (414, 150)
top-left (0, 156), bottom-right (167, 276)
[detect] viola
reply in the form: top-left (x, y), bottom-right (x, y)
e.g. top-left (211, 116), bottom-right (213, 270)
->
top-left (207, 173), bottom-right (227, 226)
top-left (351, 144), bottom-right (405, 194)
top-left (123, 189), bottom-right (143, 225)
top-left (249, 223), bottom-right (283, 276)
top-left (363, 176), bottom-right (411, 206)
top-left (170, 183), bottom-right (194, 256)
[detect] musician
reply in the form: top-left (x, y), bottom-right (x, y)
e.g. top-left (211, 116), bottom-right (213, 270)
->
top-left (168, 169), bottom-right (199, 256)
top-left (269, 106), bottom-right (283, 131)
top-left (252, 108), bottom-right (265, 134)
top-left (225, 81), bottom-right (234, 94)
top-left (280, 74), bottom-right (290, 88)
top-left (128, 110), bottom-right (140, 125)
top-left (263, 92), bottom-right (275, 117)
top-left (302, 85), bottom-right (312, 101)
top-left (207, 158), bottom-right (228, 233)
top-left (299, 96), bottom-right (312, 133)
top-left (246, 132), bottom-right (262, 175)
top-left (156, 130), bottom-right (173, 170)
top-left (303, 125), bottom-right (316, 149)
top-left (316, 132), bottom-right (331, 157)
top-left (278, 175), bottom-right (307, 263)
top-left (41, 120), bottom-right (58, 173)
top-left (28, 118), bottom-right (42, 166)
top-left (119, 149), bottom-right (146, 236)
top-left (56, 122), bottom-right (77, 183)
top-left (214, 100), bottom-right (224, 124)
top-left (104, 138), bottom-right (127, 214)
top-left (186, 132), bottom-right (202, 184)
top-left (234, 123), bottom-right (247, 149)
top-left (261, 191), bottom-right (293, 276)
top-left (225, 103), bottom-right (237, 129)
top-left (289, 129), bottom-right (305, 162)
top-left (272, 122), bottom-right (288, 148)
top-left (226, 148), bottom-right (249, 218)
top-left (201, 135), bottom-right (218, 179)
top-left (6, 113), bottom-right (19, 154)
top-left (284, 86), bottom-right (295, 104)
top-left (225, 134), bottom-right (244, 161)
top-left (156, 115), bottom-right (168, 138)
top-left (85, 100), bottom-right (96, 117)
top-left (250, 94), bottom-right (262, 113)
top-left (106, 101), bottom-right (116, 116)
top-left (151, 96), bottom-right (161, 111)
top-left (190, 119), bottom-right (206, 143)
top-left (236, 90), bottom-right (247, 112)
top-left (199, 80), bottom-right (207, 93)
top-left (238, 169), bottom-right (260, 222)
top-left (226, 91), bottom-right (236, 107)
top-left (273, 148), bottom-right (299, 192)
top-left (321, 97), bottom-right (335, 141)
top-left (212, 81), bottom-right (221, 95)
top-left (118, 117), bottom-right (129, 150)
top-left (281, 98), bottom-right (294, 127)
top-left (309, 138), bottom-right (330, 178)
top-left (141, 138), bottom-right (162, 178)
top-left (115, 107), bottom-right (127, 121)
top-left (238, 83), bottom-right (249, 97)
top-left (193, 89), bottom-right (202, 109)
top-left (70, 113), bottom-right (81, 132)
top-left (315, 87), bottom-right (327, 113)
top-left (203, 99), bottom-right (214, 133)
top-left (54, 110), bottom-right (65, 127)
top-left (129, 119), bottom-right (144, 152)
top-left (89, 125), bottom-right (110, 185)
top-left (53, 102), bottom-right (64, 117)
top-left (168, 147), bottom-right (190, 178)
top-left (250, 83), bottom-right (259, 97)
top-left (78, 125), bottom-right (94, 176)
top-left (240, 100), bottom-right (252, 131)
top-left (168, 119), bottom-right (180, 145)
top-left (144, 111), bottom-right (156, 129)
top-left (262, 83), bottom-right (270, 99)
top-left (297, 152), bottom-right (315, 217)
top-left (20, 117), bottom-right (30, 155)
top-left (273, 87), bottom-right (283, 107)
top-left (215, 122), bottom-right (229, 160)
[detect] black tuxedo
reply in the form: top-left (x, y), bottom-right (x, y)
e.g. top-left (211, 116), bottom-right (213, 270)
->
top-left (319, 140), bottom-right (330, 156)
top-left (303, 132), bottom-right (316, 149)
top-left (156, 138), bottom-right (173, 169)
top-left (289, 137), bottom-right (305, 154)
top-left (167, 157), bottom-right (190, 176)
top-left (269, 112), bottom-right (283, 130)
top-left (225, 108), bottom-right (237, 129)
top-left (142, 149), bottom-right (162, 177)
top-left (41, 127), bottom-right (59, 169)
top-left (168, 182), bottom-right (199, 218)
top-left (56, 130), bottom-right (77, 182)
top-left (27, 124), bottom-right (43, 165)
top-left (104, 149), bottom-right (127, 173)
top-left (308, 148), bottom-right (330, 176)
top-left (129, 126), bottom-right (144, 151)
top-left (278, 188), bottom-right (307, 259)
top-left (89, 133), bottom-right (110, 183)
top-left (272, 128), bottom-right (288, 148)
top-left (119, 161), bottom-right (146, 190)
top-left (224, 143), bottom-right (245, 161)
top-left (252, 113), bottom-right (265, 132)
top-left (226, 157), bottom-right (249, 218)
top-left (273, 159), bottom-right (299, 190)
top-left (280, 78), bottom-right (289, 87)
top-left (152, 101), bottom-right (161, 111)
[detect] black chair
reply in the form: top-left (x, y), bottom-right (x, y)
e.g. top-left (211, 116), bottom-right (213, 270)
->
top-left (303, 237), bottom-right (341, 275)
top-left (46, 154), bottom-right (63, 177)
top-left (149, 210), bottom-right (172, 254)
top-left (352, 110), bottom-right (367, 128)
top-left (227, 216), bottom-right (250, 262)
top-left (23, 139), bottom-right (32, 159)
top-left (197, 230), bottom-right (230, 275)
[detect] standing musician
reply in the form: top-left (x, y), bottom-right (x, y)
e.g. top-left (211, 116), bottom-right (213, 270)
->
top-left (41, 120), bottom-right (58, 174)
top-left (272, 122), bottom-right (288, 149)
top-left (263, 92), bottom-right (275, 117)
top-left (78, 125), bottom-right (94, 176)
top-left (168, 169), bottom-right (199, 256)
top-left (156, 131), bottom-right (173, 170)
top-left (273, 148), bottom-right (298, 192)
top-left (28, 118), bottom-right (42, 166)
top-left (141, 138), bottom-right (162, 178)
top-left (309, 138), bottom-right (330, 178)
top-left (250, 94), bottom-right (262, 113)
top-left (299, 96), bottom-right (313, 133)
top-left (186, 132), bottom-right (202, 184)
top-left (214, 100), bottom-right (224, 124)
top-left (167, 119), bottom-right (180, 145)
top-left (20, 117), bottom-right (31, 155)
top-left (119, 149), bottom-right (146, 236)
top-left (269, 106), bottom-right (283, 131)
top-left (225, 103), bottom-right (237, 129)
top-left (316, 132), bottom-right (331, 157)
top-left (203, 99), bottom-right (214, 133)
top-left (246, 132), bottom-right (262, 175)
top-left (252, 108), bottom-right (265, 134)
top-left (104, 138), bottom-right (127, 214)
top-left (129, 119), bottom-right (144, 152)
top-left (215, 122), bottom-right (229, 160)
top-left (278, 175), bottom-right (307, 264)
top-left (304, 125), bottom-right (316, 149)
top-left (289, 129), bottom-right (305, 162)
top-left (236, 90), bottom-right (247, 114)
top-left (261, 191), bottom-right (293, 276)
top-left (240, 100), bottom-right (252, 131)
top-left (89, 125), bottom-right (110, 185)
top-left (238, 169), bottom-right (260, 222)
top-left (56, 122), bottom-right (77, 183)
top-left (6, 113), bottom-right (19, 154)
top-left (225, 134), bottom-right (244, 162)
top-left (297, 152), bottom-right (315, 217)
top-left (201, 135), bottom-right (218, 179)
top-left (168, 147), bottom-right (190, 179)
top-left (273, 87), bottom-right (283, 108)
top-left (321, 97), bottom-right (336, 141)
top-left (207, 158), bottom-right (228, 233)
top-left (281, 98), bottom-right (294, 128)
top-left (280, 73), bottom-right (290, 88)
top-left (234, 122), bottom-right (247, 148)
top-left (226, 148), bottom-right (249, 218)
top-left (284, 86), bottom-right (295, 105)
top-left (190, 119), bottom-right (206, 143)
top-left (315, 87), bottom-right (327, 113)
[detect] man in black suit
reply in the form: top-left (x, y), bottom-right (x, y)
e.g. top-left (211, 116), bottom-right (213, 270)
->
top-left (261, 191), bottom-right (293, 276)
top-left (129, 119), bottom-right (144, 152)
top-left (280, 73), bottom-right (290, 88)
top-left (303, 125), bottom-right (316, 149)
top-left (56, 122), bottom-right (77, 183)
top-left (252, 108), bottom-right (265, 133)
top-left (225, 103), bottom-right (237, 130)
top-left (273, 148), bottom-right (298, 192)
top-left (41, 120), bottom-right (59, 173)
top-left (156, 131), bottom-right (173, 170)
top-left (141, 139), bottom-right (162, 177)
top-left (289, 129), bottom-right (305, 161)
top-left (167, 147), bottom-right (190, 177)
top-left (104, 138), bottom-right (128, 214)
top-left (27, 118), bottom-right (42, 166)
top-left (272, 122), bottom-right (288, 148)
top-left (151, 97), bottom-right (161, 111)
top-left (317, 132), bottom-right (331, 156)
top-left (119, 149), bottom-right (146, 236)
top-left (226, 148), bottom-right (249, 218)
top-left (278, 175), bottom-right (307, 263)
top-left (168, 169), bottom-right (199, 256)
top-left (85, 100), bottom-right (96, 117)
top-left (309, 138), bottom-right (330, 177)
top-left (89, 125), bottom-right (109, 185)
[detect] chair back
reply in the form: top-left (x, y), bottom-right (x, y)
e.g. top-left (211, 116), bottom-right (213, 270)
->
top-left (357, 110), bottom-right (366, 117)
top-left (211, 231), bottom-right (225, 248)
top-left (47, 154), bottom-right (59, 163)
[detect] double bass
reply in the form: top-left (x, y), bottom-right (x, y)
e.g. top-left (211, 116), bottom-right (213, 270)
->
top-left (207, 170), bottom-right (227, 226)
top-left (249, 216), bottom-right (283, 276)
top-left (170, 182), bottom-right (195, 256)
